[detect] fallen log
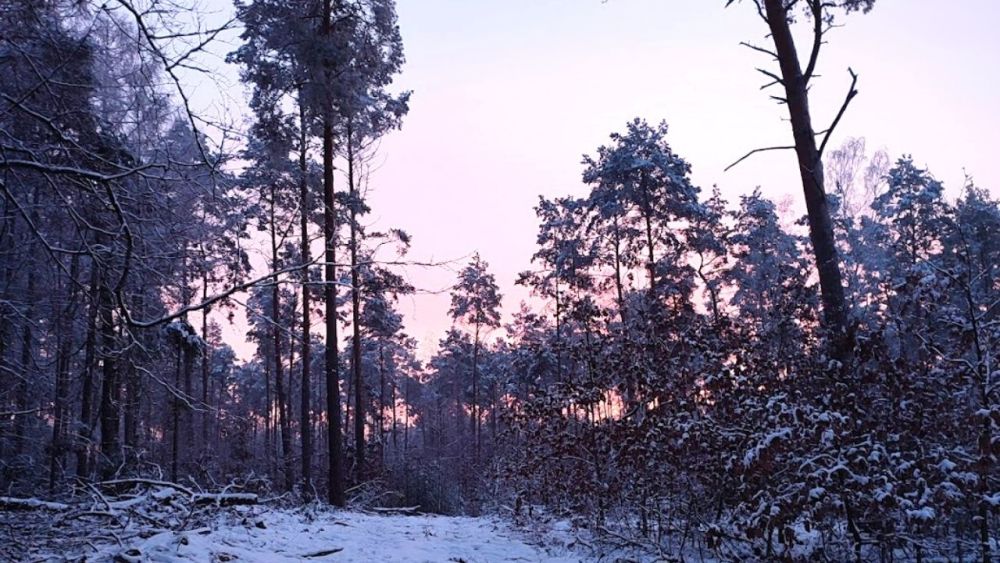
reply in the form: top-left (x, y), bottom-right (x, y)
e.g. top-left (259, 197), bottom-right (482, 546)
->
top-left (192, 493), bottom-right (258, 507)
top-left (0, 497), bottom-right (71, 511)
top-left (99, 479), bottom-right (195, 497)
top-left (366, 505), bottom-right (421, 515)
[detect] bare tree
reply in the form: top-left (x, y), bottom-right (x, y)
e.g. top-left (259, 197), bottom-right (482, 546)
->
top-left (727, 0), bottom-right (876, 358)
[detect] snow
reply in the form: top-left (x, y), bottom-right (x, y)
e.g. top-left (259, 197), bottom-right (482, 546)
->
top-left (0, 496), bottom-right (71, 511)
top-left (71, 508), bottom-right (582, 562)
top-left (905, 507), bottom-right (936, 522)
top-left (742, 427), bottom-right (791, 467)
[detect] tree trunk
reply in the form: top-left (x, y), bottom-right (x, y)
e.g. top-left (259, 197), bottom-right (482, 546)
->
top-left (269, 184), bottom-right (293, 490)
top-left (201, 278), bottom-right (210, 454)
top-left (472, 322), bottom-right (481, 463)
top-left (378, 343), bottom-right (386, 466)
top-left (13, 188), bottom-right (40, 462)
top-left (264, 359), bottom-right (271, 467)
top-left (347, 122), bottom-right (365, 482)
top-left (762, 0), bottom-right (849, 355)
top-left (49, 253), bottom-right (78, 491)
top-left (322, 0), bottom-right (345, 507)
top-left (172, 341), bottom-right (181, 483)
top-left (13, 259), bottom-right (34, 460)
top-left (97, 283), bottom-right (120, 480)
top-left (299, 96), bottom-right (313, 495)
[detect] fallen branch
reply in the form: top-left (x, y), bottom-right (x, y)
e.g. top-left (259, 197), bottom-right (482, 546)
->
top-left (192, 493), bottom-right (258, 507)
top-left (0, 496), bottom-right (71, 511)
top-left (302, 547), bottom-right (344, 558)
top-left (367, 505), bottom-right (421, 515)
top-left (99, 478), bottom-right (195, 497)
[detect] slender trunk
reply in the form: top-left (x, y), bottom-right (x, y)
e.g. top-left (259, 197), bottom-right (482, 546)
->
top-left (472, 323), bottom-right (481, 462)
top-left (490, 380), bottom-right (497, 446)
top-left (403, 378), bottom-right (409, 452)
top-left (182, 338), bottom-right (194, 470)
top-left (264, 363), bottom-right (271, 466)
top-left (378, 343), bottom-right (386, 465)
top-left (49, 254), bottom-right (79, 491)
top-left (344, 362), bottom-right (352, 447)
top-left (269, 185), bottom-right (293, 490)
top-left (179, 249), bottom-right (196, 476)
top-left (697, 252), bottom-right (720, 325)
top-left (123, 290), bottom-right (146, 466)
top-left (299, 98), bottom-right (313, 494)
top-left (76, 259), bottom-right (101, 479)
top-left (763, 0), bottom-right (849, 355)
top-left (97, 283), bottom-right (120, 480)
top-left (554, 285), bottom-right (562, 381)
top-left (612, 219), bottom-right (627, 326)
top-left (640, 183), bottom-right (657, 295)
top-left (123, 348), bottom-right (138, 468)
top-left (322, 0), bottom-right (345, 507)
top-left (347, 124), bottom-right (365, 481)
top-left (172, 344), bottom-right (181, 483)
top-left (961, 278), bottom-right (993, 563)
top-left (13, 188), bottom-right (39, 460)
top-left (391, 374), bottom-right (398, 451)
top-left (201, 278), bottom-right (210, 453)
top-left (13, 262), bottom-right (34, 458)
top-left (289, 331), bottom-right (296, 442)
top-left (455, 361), bottom-right (463, 439)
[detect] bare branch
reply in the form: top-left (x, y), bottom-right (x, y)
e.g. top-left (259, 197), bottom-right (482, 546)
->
top-left (740, 41), bottom-right (778, 59)
top-left (756, 67), bottom-right (784, 86)
top-left (818, 68), bottom-right (859, 158)
top-left (803, 0), bottom-right (825, 83)
top-left (117, 257), bottom-right (324, 328)
top-left (724, 145), bottom-right (796, 172)
top-left (112, 0), bottom-right (217, 170)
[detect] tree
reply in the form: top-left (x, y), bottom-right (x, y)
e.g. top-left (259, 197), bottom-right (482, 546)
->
top-left (519, 196), bottom-right (595, 381)
top-left (727, 0), bottom-right (877, 357)
top-left (449, 253), bottom-right (502, 461)
top-left (582, 118), bottom-right (701, 299)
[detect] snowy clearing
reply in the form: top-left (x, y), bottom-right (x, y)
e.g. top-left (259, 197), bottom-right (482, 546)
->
top-left (29, 508), bottom-right (584, 562)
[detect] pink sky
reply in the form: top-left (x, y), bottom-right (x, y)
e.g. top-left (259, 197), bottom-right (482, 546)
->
top-left (203, 0), bottom-right (1000, 360)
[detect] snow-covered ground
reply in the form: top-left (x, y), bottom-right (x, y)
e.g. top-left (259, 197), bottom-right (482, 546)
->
top-left (65, 508), bottom-right (584, 562)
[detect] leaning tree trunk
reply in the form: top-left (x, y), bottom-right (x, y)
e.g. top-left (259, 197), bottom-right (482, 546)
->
top-left (763, 0), bottom-right (849, 355)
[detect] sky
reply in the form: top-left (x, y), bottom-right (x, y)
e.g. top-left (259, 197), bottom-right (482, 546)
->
top-left (194, 0), bottom-right (1000, 360)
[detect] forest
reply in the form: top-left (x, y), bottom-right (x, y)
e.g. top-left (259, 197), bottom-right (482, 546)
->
top-left (1, 0), bottom-right (997, 561)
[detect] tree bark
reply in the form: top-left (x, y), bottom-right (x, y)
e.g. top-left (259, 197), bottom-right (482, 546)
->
top-left (201, 276), bottom-right (210, 453)
top-left (322, 0), bottom-right (345, 508)
top-left (298, 95), bottom-right (313, 496)
top-left (269, 184), bottom-right (293, 490)
top-left (763, 0), bottom-right (850, 354)
top-left (472, 322), bottom-right (480, 462)
top-left (49, 253), bottom-right (78, 491)
top-left (97, 282), bottom-right (120, 480)
top-left (347, 122), bottom-right (365, 482)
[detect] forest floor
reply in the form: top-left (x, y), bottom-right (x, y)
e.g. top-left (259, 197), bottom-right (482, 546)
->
top-left (12, 504), bottom-right (588, 562)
